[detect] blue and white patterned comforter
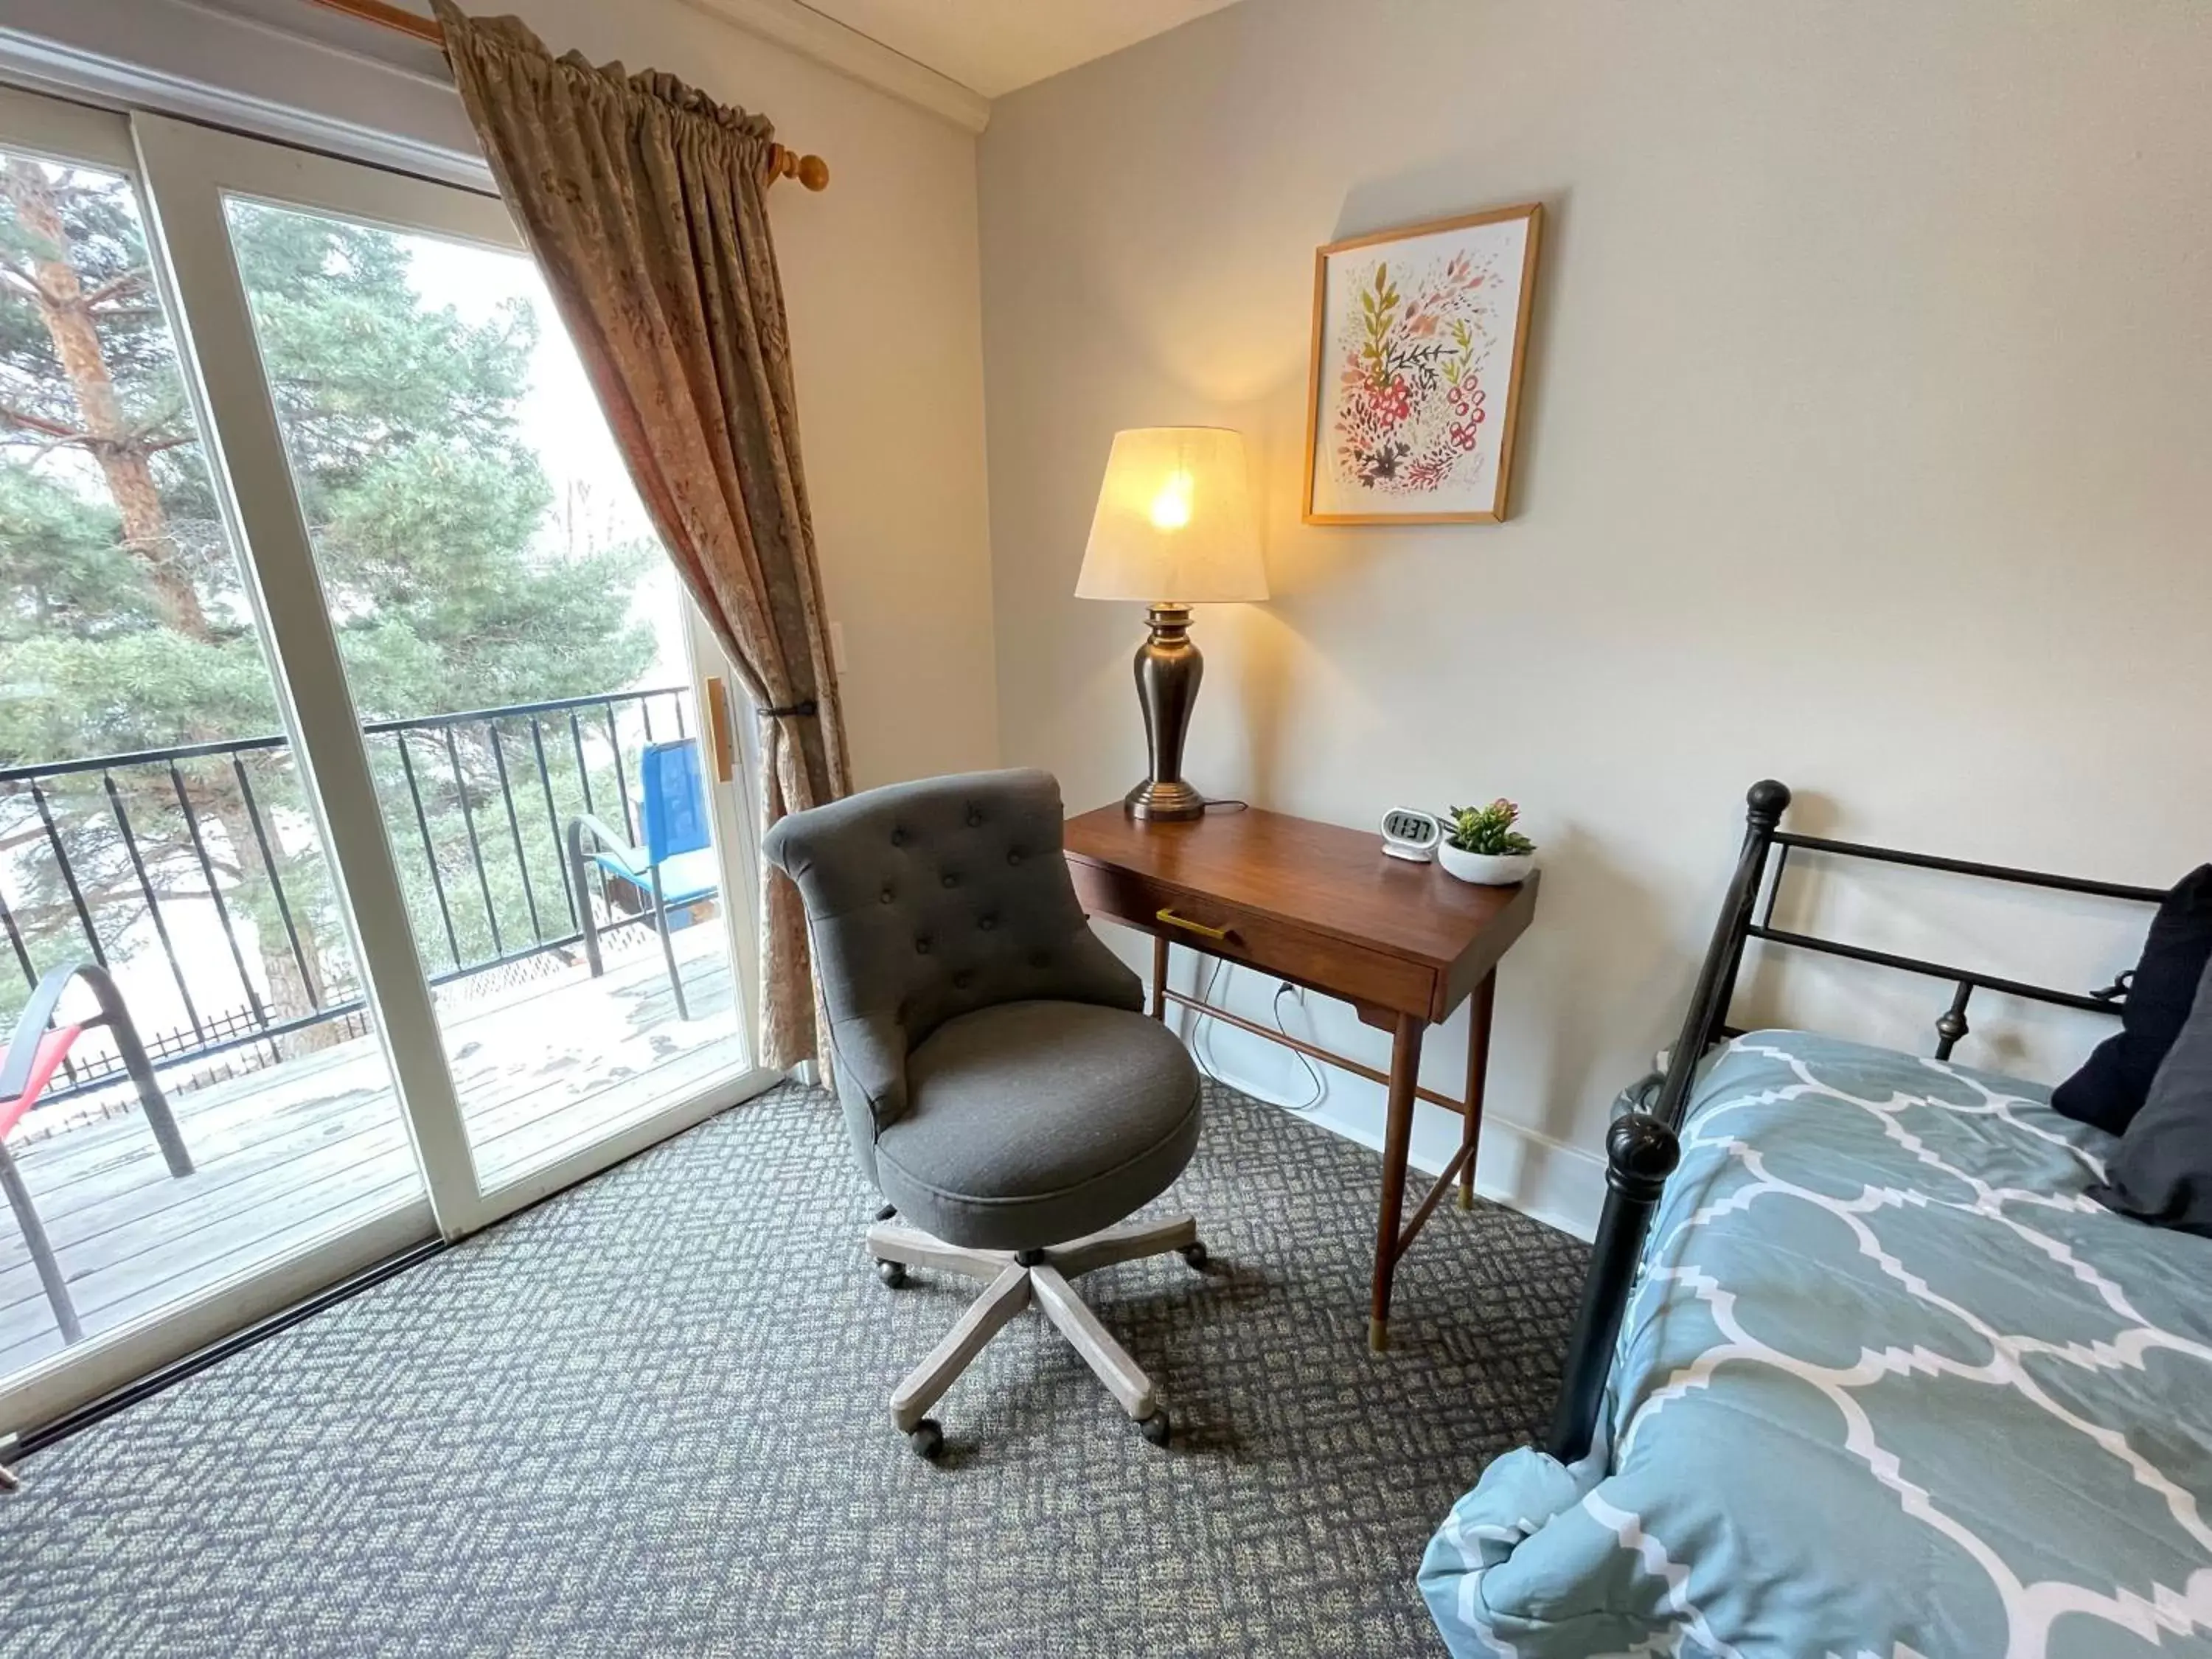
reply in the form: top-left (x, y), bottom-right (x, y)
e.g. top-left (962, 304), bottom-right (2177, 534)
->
top-left (1421, 1030), bottom-right (2212, 1658)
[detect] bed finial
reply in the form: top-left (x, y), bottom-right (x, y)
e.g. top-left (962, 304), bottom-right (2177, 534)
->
top-left (1606, 1113), bottom-right (1680, 1189)
top-left (1746, 779), bottom-right (1792, 823)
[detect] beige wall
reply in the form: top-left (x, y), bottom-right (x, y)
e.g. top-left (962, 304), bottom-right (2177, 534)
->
top-left (978, 0), bottom-right (2212, 1234)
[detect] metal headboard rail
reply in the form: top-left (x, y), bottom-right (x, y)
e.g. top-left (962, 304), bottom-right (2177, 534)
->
top-left (1543, 780), bottom-right (2166, 1463)
top-left (1766, 830), bottom-right (2168, 905)
top-left (1749, 829), bottom-right (2164, 1059)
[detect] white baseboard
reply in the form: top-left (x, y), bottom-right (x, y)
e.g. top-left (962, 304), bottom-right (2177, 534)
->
top-left (1284, 1093), bottom-right (1604, 1242)
top-left (1149, 950), bottom-right (1605, 1241)
top-left (1217, 1074), bottom-right (1604, 1242)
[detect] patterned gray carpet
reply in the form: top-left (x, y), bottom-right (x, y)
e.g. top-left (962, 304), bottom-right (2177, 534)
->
top-left (0, 1079), bottom-right (1587, 1658)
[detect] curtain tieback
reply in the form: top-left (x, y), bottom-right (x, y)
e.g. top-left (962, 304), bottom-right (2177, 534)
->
top-left (758, 698), bottom-right (819, 720)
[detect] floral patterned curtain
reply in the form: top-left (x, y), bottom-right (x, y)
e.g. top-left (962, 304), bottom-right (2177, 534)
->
top-left (435, 2), bottom-right (851, 1070)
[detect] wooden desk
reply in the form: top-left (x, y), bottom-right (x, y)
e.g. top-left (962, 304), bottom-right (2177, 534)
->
top-left (1063, 805), bottom-right (1539, 1352)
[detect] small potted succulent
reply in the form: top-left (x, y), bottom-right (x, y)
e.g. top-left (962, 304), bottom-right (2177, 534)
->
top-left (1438, 799), bottom-right (1537, 886)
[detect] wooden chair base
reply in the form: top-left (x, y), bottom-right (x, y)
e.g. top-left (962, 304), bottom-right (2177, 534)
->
top-left (865, 1214), bottom-right (1201, 1448)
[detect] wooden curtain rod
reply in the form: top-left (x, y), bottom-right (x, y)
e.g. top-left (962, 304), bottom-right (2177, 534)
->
top-left (302, 0), bottom-right (832, 190)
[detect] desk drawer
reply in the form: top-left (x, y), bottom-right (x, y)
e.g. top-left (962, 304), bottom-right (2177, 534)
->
top-left (1066, 857), bottom-right (1436, 1019)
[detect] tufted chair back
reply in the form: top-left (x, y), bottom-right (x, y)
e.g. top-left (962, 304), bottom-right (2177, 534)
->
top-left (762, 769), bottom-right (1142, 1184)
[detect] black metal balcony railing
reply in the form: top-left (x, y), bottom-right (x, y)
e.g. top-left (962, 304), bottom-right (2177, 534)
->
top-left (0, 685), bottom-right (698, 1113)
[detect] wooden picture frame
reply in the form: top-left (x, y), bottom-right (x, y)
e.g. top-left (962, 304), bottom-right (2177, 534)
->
top-left (1303, 202), bottom-right (1543, 526)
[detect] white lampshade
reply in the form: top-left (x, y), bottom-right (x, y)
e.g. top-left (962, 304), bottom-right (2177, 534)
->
top-left (1075, 427), bottom-right (1267, 605)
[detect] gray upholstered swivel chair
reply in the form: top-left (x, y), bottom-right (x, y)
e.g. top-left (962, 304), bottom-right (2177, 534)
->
top-left (763, 768), bottom-right (1206, 1458)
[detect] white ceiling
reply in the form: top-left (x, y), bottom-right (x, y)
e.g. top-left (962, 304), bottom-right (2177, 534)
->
top-left (191, 0), bottom-right (1239, 133)
top-left (791, 0), bottom-right (1244, 99)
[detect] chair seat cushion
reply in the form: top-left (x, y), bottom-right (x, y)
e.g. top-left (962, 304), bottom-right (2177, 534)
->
top-left (590, 846), bottom-right (719, 908)
top-left (874, 1000), bottom-right (1201, 1251)
top-left (650, 848), bottom-right (720, 908)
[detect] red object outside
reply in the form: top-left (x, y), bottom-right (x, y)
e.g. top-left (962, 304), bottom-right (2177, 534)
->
top-left (0, 1023), bottom-right (84, 1140)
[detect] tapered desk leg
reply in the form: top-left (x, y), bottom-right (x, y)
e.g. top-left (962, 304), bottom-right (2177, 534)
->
top-left (1150, 933), bottom-right (1169, 1021)
top-left (1459, 970), bottom-right (1497, 1211)
top-left (1370, 1011), bottom-right (1425, 1353)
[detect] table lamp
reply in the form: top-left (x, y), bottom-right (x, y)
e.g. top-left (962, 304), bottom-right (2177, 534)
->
top-left (1075, 427), bottom-right (1267, 821)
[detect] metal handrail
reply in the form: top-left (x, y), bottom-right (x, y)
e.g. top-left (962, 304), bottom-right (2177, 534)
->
top-left (0, 687), bottom-right (690, 785)
top-left (0, 684), bottom-right (698, 1110)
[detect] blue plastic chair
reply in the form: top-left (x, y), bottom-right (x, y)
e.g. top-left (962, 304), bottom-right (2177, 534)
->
top-left (566, 739), bottom-right (720, 1020)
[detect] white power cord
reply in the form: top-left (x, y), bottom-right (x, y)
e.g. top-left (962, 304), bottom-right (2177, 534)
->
top-left (1176, 956), bottom-right (1326, 1113)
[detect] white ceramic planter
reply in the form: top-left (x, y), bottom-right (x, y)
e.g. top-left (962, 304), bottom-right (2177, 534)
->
top-left (1437, 846), bottom-right (1535, 886)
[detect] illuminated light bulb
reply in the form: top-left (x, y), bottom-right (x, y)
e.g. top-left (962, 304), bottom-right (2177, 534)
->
top-left (1148, 471), bottom-right (1194, 531)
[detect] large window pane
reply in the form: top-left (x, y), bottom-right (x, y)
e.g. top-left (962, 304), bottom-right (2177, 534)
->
top-left (0, 148), bottom-right (416, 1379)
top-left (223, 198), bottom-right (749, 1190)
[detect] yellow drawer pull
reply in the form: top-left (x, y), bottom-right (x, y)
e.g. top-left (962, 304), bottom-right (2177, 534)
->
top-left (1157, 908), bottom-right (1233, 942)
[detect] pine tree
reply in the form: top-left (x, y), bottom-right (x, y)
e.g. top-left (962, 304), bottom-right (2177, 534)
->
top-left (0, 157), bottom-right (658, 1045)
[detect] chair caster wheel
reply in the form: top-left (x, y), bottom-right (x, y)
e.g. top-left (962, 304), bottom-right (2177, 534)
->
top-left (1180, 1242), bottom-right (1208, 1272)
top-left (909, 1419), bottom-right (944, 1460)
top-left (1138, 1408), bottom-right (1171, 1447)
top-left (877, 1259), bottom-right (908, 1288)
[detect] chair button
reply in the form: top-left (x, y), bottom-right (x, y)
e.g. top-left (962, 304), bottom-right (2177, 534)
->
top-left (1006, 850), bottom-right (1022, 866)
top-left (942, 873), bottom-right (958, 888)
top-left (890, 827), bottom-right (906, 847)
top-left (953, 971), bottom-right (973, 990)
top-left (879, 888), bottom-right (894, 905)
top-left (915, 937), bottom-right (931, 955)
top-left (978, 915), bottom-right (996, 931)
top-left (966, 810), bottom-right (983, 827)
top-left (1031, 952), bottom-right (1051, 969)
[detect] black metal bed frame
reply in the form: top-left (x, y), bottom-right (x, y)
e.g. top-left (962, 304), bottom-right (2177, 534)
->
top-left (1544, 779), bottom-right (2166, 1463)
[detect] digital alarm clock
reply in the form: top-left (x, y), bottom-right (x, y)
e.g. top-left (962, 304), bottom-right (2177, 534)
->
top-left (1380, 807), bottom-right (1442, 863)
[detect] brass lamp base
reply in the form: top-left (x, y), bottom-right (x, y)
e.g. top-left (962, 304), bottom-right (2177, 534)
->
top-left (1124, 776), bottom-right (1206, 821)
top-left (1124, 603), bottom-right (1207, 822)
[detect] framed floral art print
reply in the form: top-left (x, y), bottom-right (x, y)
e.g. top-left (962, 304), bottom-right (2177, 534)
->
top-left (1303, 203), bottom-right (1543, 524)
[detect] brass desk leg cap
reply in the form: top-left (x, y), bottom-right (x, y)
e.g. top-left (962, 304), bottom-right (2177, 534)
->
top-left (1457, 1186), bottom-right (1474, 1211)
top-left (1368, 1317), bottom-right (1389, 1353)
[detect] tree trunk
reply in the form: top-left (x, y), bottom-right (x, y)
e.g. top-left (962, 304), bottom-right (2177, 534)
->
top-left (4, 159), bottom-right (340, 1055)
top-left (1, 163), bottom-right (208, 639)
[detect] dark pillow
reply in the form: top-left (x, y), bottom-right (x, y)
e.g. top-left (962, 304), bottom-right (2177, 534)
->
top-left (2087, 953), bottom-right (2212, 1234)
top-left (2051, 865), bottom-right (2212, 1135)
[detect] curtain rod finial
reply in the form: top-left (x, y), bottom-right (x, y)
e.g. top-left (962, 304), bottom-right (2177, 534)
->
top-left (768, 144), bottom-right (831, 192)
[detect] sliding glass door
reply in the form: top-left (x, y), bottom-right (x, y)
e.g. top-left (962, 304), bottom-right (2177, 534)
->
top-left (196, 135), bottom-right (765, 1197)
top-left (0, 91), bottom-right (774, 1433)
top-left (0, 91), bottom-right (425, 1400)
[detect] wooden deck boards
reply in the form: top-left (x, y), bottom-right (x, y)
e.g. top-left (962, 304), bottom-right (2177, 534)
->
top-left (1, 935), bottom-right (746, 1377)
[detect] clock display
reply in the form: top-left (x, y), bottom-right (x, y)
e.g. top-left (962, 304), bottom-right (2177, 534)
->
top-left (1380, 807), bottom-right (1441, 863)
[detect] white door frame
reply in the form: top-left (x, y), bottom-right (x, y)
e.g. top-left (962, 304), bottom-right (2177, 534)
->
top-left (686, 615), bottom-right (770, 1050)
top-left (1, 1205), bottom-right (431, 1438)
top-left (131, 110), bottom-right (491, 1233)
